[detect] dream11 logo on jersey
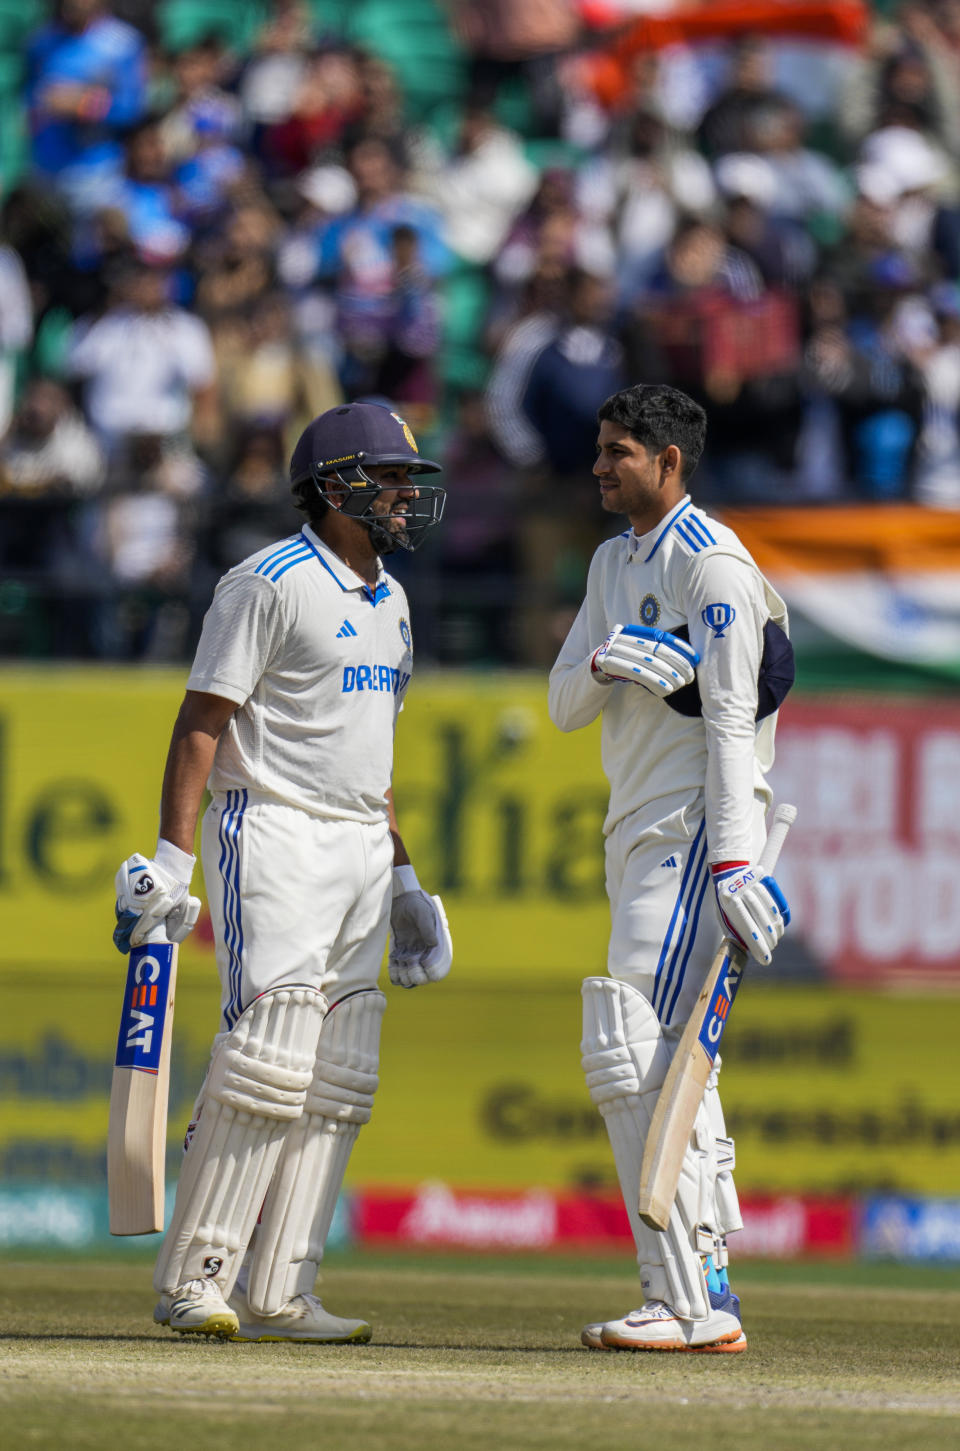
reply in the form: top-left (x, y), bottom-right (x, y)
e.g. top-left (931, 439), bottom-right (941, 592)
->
top-left (701, 603), bottom-right (735, 638)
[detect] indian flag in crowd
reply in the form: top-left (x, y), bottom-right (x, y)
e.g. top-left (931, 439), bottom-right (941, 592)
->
top-left (721, 508), bottom-right (960, 670)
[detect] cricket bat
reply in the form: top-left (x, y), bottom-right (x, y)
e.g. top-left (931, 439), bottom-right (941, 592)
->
top-left (107, 934), bottom-right (178, 1235)
top-left (637, 802), bottom-right (798, 1232)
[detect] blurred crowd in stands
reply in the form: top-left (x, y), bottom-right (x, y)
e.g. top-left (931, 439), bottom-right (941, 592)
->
top-left (3, 0), bottom-right (960, 664)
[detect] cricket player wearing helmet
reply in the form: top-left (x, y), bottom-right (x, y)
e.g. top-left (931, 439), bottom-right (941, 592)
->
top-left (113, 402), bottom-right (452, 1341)
top-left (549, 384), bottom-right (794, 1352)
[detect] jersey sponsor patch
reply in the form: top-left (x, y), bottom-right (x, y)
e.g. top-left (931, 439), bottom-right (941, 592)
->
top-left (336, 619), bottom-right (358, 638)
top-left (701, 602), bottom-right (736, 638)
top-left (639, 593), bottom-right (661, 627)
top-left (659, 855), bottom-right (679, 869)
top-left (342, 664), bottom-right (410, 695)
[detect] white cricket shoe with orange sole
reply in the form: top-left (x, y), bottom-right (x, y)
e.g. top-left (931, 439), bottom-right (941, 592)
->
top-left (598, 1300), bottom-right (746, 1352)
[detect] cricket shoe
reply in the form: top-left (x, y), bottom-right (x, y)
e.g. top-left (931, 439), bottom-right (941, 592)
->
top-left (580, 1321), bottom-right (613, 1350)
top-left (581, 1311), bottom-right (744, 1353)
top-left (227, 1289), bottom-right (372, 1344)
top-left (599, 1299), bottom-right (745, 1353)
top-left (154, 1280), bottom-right (239, 1339)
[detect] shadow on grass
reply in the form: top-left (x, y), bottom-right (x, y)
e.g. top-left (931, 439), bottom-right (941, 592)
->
top-left (0, 1331), bottom-right (594, 1354)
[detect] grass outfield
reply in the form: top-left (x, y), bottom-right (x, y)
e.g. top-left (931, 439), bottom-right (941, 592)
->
top-left (2, 1254), bottom-right (960, 1450)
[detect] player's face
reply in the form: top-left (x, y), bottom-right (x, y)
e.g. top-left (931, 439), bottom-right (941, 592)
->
top-left (367, 463), bottom-right (418, 541)
top-left (594, 421), bottom-right (663, 520)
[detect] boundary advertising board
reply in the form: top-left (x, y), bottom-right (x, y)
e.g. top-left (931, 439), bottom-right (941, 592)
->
top-left (5, 669), bottom-right (960, 983)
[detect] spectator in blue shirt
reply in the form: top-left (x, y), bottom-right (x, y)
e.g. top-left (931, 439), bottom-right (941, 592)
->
top-left (26, 0), bottom-right (147, 211)
top-left (317, 135), bottom-right (451, 395)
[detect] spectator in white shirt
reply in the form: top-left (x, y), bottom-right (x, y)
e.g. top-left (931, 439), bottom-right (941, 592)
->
top-left (67, 260), bottom-right (218, 453)
top-left (0, 377), bottom-right (104, 495)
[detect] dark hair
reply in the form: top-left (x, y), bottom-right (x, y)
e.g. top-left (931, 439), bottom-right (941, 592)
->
top-left (597, 384), bottom-right (707, 482)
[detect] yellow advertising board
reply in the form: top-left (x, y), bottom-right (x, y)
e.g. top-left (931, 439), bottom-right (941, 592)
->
top-left (0, 666), bottom-right (610, 979)
top-left (2, 968), bottom-right (958, 1197)
top-left (1, 668), bottom-right (958, 1201)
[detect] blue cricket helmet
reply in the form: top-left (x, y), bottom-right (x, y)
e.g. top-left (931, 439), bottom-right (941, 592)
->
top-left (290, 402), bottom-right (444, 554)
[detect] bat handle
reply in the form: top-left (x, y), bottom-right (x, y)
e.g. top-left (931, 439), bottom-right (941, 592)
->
top-left (758, 802), bottom-right (797, 877)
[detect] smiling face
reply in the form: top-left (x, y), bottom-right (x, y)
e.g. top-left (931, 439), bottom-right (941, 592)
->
top-left (365, 462), bottom-right (418, 542)
top-left (593, 419), bottom-right (686, 533)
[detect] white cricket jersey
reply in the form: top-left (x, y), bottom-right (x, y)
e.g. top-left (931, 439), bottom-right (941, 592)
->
top-left (548, 494), bottom-right (788, 863)
top-left (187, 524), bottom-right (413, 823)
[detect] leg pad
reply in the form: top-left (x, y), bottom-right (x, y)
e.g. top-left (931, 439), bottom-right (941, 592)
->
top-left (582, 977), bottom-right (725, 1321)
top-left (248, 989), bottom-right (386, 1314)
top-left (153, 987), bottom-right (326, 1297)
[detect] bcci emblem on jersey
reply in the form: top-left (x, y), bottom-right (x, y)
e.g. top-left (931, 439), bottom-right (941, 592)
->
top-left (639, 594), bottom-right (661, 627)
top-left (399, 617), bottom-right (411, 648)
top-left (701, 602), bottom-right (736, 638)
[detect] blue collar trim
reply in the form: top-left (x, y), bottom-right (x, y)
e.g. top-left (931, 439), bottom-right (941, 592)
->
top-left (301, 526), bottom-right (392, 605)
top-left (643, 497), bottom-right (693, 563)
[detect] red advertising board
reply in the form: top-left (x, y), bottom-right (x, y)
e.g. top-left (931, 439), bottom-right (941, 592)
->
top-left (353, 1185), bottom-right (855, 1258)
top-left (769, 698), bottom-right (960, 986)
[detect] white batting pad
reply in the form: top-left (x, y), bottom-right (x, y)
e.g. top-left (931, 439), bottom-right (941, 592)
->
top-left (248, 988), bottom-right (386, 1314)
top-left (581, 976), bottom-right (733, 1322)
top-left (153, 986), bottom-right (327, 1297)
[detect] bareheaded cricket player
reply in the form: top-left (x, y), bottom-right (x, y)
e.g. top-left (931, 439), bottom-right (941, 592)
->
top-left (113, 403), bottom-right (452, 1341)
top-left (549, 383), bottom-right (794, 1352)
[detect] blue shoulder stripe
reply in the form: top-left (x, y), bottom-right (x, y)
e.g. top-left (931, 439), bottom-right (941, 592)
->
top-left (255, 536), bottom-right (306, 577)
top-left (269, 550), bottom-right (312, 581)
top-left (687, 515), bottom-right (716, 548)
top-left (675, 520), bottom-right (703, 554)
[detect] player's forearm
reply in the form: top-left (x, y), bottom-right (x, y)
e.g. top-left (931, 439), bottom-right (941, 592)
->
top-left (548, 655), bottom-right (608, 732)
top-left (159, 693), bottom-right (235, 853)
top-left (703, 726), bottom-right (760, 864)
top-left (548, 577), bottom-right (612, 732)
top-left (686, 558), bottom-right (765, 861)
top-left (159, 732), bottom-right (217, 854)
top-left (699, 645), bottom-right (763, 861)
top-left (386, 787), bottom-right (411, 867)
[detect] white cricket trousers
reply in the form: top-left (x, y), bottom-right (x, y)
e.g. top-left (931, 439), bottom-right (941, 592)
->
top-left (201, 790), bottom-right (394, 1031)
top-left (605, 797), bottom-right (767, 1029)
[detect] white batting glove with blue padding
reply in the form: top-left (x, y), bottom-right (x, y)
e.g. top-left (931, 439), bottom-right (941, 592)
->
top-left (711, 861), bottom-right (791, 967)
top-left (113, 840), bottom-right (202, 953)
top-left (389, 865), bottom-right (453, 989)
top-left (591, 623), bottom-right (700, 697)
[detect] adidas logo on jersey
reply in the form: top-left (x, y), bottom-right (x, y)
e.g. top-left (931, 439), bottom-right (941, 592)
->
top-left (336, 619), bottom-right (358, 638)
top-left (660, 856), bottom-right (679, 869)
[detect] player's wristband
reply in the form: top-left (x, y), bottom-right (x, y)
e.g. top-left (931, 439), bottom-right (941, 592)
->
top-left (392, 864), bottom-right (421, 897)
top-left (710, 861), bottom-right (750, 875)
top-left (155, 838), bottom-right (196, 884)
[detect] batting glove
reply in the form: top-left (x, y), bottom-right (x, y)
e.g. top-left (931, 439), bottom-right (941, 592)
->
top-left (591, 623), bottom-right (699, 698)
top-left (113, 840), bottom-right (202, 953)
top-left (711, 861), bottom-right (791, 967)
top-left (389, 865), bottom-right (452, 989)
